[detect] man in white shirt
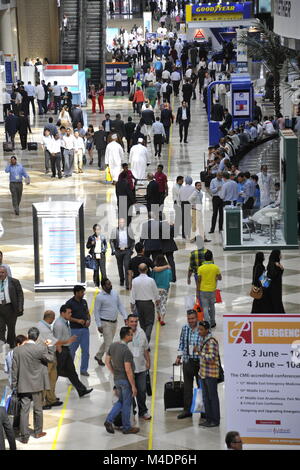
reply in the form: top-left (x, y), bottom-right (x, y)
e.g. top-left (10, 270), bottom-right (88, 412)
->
top-left (41, 129), bottom-right (52, 174)
top-left (144, 68), bottom-right (155, 87)
top-left (48, 133), bottom-right (63, 179)
top-left (208, 60), bottom-right (217, 81)
top-left (162, 69), bottom-right (171, 80)
top-left (114, 69), bottom-right (124, 96)
top-left (171, 69), bottom-right (181, 96)
top-left (73, 129), bottom-right (85, 174)
top-left (24, 81), bottom-right (36, 116)
top-left (35, 82), bottom-right (46, 115)
top-left (53, 81), bottom-right (62, 115)
top-left (179, 176), bottom-right (195, 239)
top-left (127, 314), bottom-right (151, 420)
top-left (188, 181), bottom-right (206, 241)
top-left (130, 264), bottom-right (160, 343)
top-left (63, 127), bottom-right (75, 177)
top-left (0, 251), bottom-right (12, 278)
top-left (172, 175), bottom-right (184, 236)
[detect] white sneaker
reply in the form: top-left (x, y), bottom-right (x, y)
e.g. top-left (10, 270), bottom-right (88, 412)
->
top-left (141, 413), bottom-right (152, 421)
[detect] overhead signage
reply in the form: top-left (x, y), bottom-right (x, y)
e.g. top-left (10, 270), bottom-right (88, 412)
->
top-left (186, 2), bottom-right (252, 22)
top-left (194, 29), bottom-right (205, 39)
top-left (224, 315), bottom-right (300, 446)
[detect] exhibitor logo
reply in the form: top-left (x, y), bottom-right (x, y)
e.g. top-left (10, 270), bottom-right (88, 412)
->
top-left (228, 321), bottom-right (252, 344)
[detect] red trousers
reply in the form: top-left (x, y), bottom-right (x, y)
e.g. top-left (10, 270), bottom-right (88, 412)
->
top-left (91, 96), bottom-right (96, 113)
top-left (98, 95), bottom-right (104, 113)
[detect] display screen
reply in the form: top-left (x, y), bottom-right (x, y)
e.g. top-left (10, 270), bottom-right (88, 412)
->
top-left (233, 91), bottom-right (250, 117)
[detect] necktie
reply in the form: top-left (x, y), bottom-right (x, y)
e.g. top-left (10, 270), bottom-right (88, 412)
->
top-left (0, 281), bottom-right (5, 304)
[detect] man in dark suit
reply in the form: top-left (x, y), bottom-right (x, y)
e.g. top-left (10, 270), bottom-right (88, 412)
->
top-left (102, 113), bottom-right (113, 141)
top-left (5, 111), bottom-right (19, 149)
top-left (176, 100), bottom-right (191, 144)
top-left (71, 104), bottom-right (84, 129)
top-left (182, 79), bottom-right (193, 108)
top-left (12, 327), bottom-right (54, 443)
top-left (18, 111), bottom-right (32, 150)
top-left (116, 172), bottom-right (136, 225)
top-left (110, 218), bottom-right (135, 289)
top-left (0, 266), bottom-right (24, 349)
top-left (160, 102), bottom-right (173, 144)
top-left (93, 125), bottom-right (107, 169)
top-left (125, 116), bottom-right (136, 153)
top-left (140, 213), bottom-right (162, 261)
top-left (141, 104), bottom-right (155, 143)
top-left (211, 99), bottom-right (224, 122)
top-left (0, 407), bottom-right (16, 450)
top-left (220, 108), bottom-right (232, 136)
top-left (146, 172), bottom-right (160, 216)
top-left (160, 216), bottom-right (178, 282)
top-left (61, 86), bottom-right (72, 109)
top-left (111, 113), bottom-right (126, 140)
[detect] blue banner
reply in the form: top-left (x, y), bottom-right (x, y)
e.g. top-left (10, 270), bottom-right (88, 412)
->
top-left (192, 2), bottom-right (252, 19)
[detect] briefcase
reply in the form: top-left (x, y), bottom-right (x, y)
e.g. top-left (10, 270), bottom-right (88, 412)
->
top-left (3, 141), bottom-right (13, 152)
top-left (28, 142), bottom-right (38, 151)
top-left (164, 364), bottom-right (184, 410)
top-left (200, 170), bottom-right (207, 183)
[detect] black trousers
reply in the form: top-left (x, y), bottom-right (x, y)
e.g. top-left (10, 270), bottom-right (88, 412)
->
top-left (242, 197), bottom-right (254, 218)
top-left (19, 133), bottom-right (28, 150)
top-left (54, 96), bottom-right (61, 114)
top-left (0, 407), bottom-right (16, 450)
top-left (28, 96), bottom-right (35, 115)
top-left (0, 304), bottom-right (17, 348)
top-left (210, 70), bottom-right (216, 81)
top-left (114, 82), bottom-right (124, 96)
top-left (173, 81), bottom-right (180, 96)
top-left (154, 134), bottom-right (163, 155)
top-left (135, 300), bottom-right (155, 343)
top-left (115, 249), bottom-right (132, 287)
top-left (93, 256), bottom-right (107, 287)
top-left (163, 125), bottom-right (170, 144)
top-left (181, 201), bottom-right (192, 239)
top-left (179, 121), bottom-right (189, 142)
top-left (56, 347), bottom-right (86, 396)
top-left (201, 377), bottom-right (220, 425)
top-left (145, 250), bottom-right (162, 262)
top-left (51, 153), bottom-right (62, 177)
top-left (183, 359), bottom-right (200, 412)
top-left (3, 103), bottom-right (11, 118)
top-left (97, 148), bottom-right (106, 169)
top-left (210, 196), bottom-right (223, 232)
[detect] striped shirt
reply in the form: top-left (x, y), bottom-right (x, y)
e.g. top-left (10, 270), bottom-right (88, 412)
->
top-left (199, 335), bottom-right (220, 379)
top-left (178, 325), bottom-right (202, 362)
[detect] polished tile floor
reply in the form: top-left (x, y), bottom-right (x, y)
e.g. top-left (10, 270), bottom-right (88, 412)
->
top-left (0, 87), bottom-right (299, 450)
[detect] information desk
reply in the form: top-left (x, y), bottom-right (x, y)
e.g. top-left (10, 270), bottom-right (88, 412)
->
top-left (32, 201), bottom-right (85, 291)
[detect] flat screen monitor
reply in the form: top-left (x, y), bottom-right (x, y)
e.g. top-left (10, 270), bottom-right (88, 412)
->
top-left (233, 91), bottom-right (250, 117)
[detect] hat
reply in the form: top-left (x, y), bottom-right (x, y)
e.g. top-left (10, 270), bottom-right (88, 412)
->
top-left (111, 134), bottom-right (117, 140)
top-left (185, 176), bottom-right (193, 185)
top-left (138, 138), bottom-right (144, 143)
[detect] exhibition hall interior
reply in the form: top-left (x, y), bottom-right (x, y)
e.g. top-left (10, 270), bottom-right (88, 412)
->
top-left (0, 0), bottom-right (299, 453)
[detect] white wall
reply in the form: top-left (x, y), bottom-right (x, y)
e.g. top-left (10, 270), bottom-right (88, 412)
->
top-left (274, 0), bottom-right (300, 41)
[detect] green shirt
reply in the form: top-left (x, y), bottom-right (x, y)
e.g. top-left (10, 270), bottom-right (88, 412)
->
top-left (126, 67), bottom-right (134, 78)
top-left (84, 68), bottom-right (92, 79)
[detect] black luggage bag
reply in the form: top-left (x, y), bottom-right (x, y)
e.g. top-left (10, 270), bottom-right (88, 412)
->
top-left (164, 364), bottom-right (184, 410)
top-left (3, 141), bottom-right (13, 152)
top-left (28, 142), bottom-right (38, 151)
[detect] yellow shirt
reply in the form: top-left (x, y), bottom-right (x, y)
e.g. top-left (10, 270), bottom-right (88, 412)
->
top-left (197, 262), bottom-right (220, 292)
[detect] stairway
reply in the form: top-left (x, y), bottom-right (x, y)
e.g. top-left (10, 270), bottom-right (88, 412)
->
top-left (60, 0), bottom-right (80, 65)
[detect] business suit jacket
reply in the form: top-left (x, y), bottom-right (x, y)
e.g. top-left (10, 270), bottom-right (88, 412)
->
top-left (115, 179), bottom-right (136, 208)
top-left (102, 119), bottom-right (113, 132)
top-left (176, 106), bottom-right (191, 124)
top-left (71, 107), bottom-right (84, 127)
top-left (111, 119), bottom-right (126, 139)
top-left (110, 228), bottom-right (135, 253)
top-left (0, 407), bottom-right (16, 450)
top-left (12, 342), bottom-right (54, 393)
top-left (7, 277), bottom-right (24, 316)
top-left (146, 180), bottom-right (160, 209)
top-left (141, 109), bottom-right (155, 126)
top-left (93, 130), bottom-right (107, 150)
top-left (211, 103), bottom-right (224, 122)
top-left (224, 113), bottom-right (232, 129)
top-left (160, 221), bottom-right (178, 253)
top-left (161, 108), bottom-right (173, 127)
top-left (5, 115), bottom-right (19, 135)
top-left (140, 219), bottom-right (162, 252)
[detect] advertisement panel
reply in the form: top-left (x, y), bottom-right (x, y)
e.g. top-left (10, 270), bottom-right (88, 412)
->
top-left (143, 12), bottom-right (152, 35)
top-left (186, 2), bottom-right (252, 22)
top-left (233, 91), bottom-right (250, 117)
top-left (224, 315), bottom-right (300, 446)
top-left (42, 217), bottom-right (77, 284)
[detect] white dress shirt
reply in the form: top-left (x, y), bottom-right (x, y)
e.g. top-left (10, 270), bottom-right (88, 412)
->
top-left (24, 84), bottom-right (35, 97)
top-left (35, 84), bottom-right (45, 100)
top-left (48, 137), bottom-right (62, 154)
top-left (115, 72), bottom-right (122, 82)
top-left (127, 326), bottom-right (149, 373)
top-left (118, 228), bottom-right (128, 249)
top-left (42, 135), bottom-right (53, 150)
top-left (53, 85), bottom-right (62, 97)
top-left (63, 135), bottom-right (75, 150)
top-left (162, 70), bottom-right (171, 80)
top-left (171, 71), bottom-right (181, 81)
top-left (130, 274), bottom-right (159, 303)
top-left (0, 278), bottom-right (11, 304)
top-left (74, 136), bottom-right (85, 151)
top-left (179, 184), bottom-right (195, 203)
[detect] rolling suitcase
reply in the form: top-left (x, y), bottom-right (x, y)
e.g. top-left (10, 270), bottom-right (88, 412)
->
top-left (3, 141), bottom-right (13, 152)
top-left (164, 363), bottom-right (184, 410)
top-left (28, 141), bottom-right (38, 151)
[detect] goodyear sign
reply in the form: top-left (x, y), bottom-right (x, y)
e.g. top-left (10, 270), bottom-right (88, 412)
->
top-left (186, 2), bottom-right (252, 22)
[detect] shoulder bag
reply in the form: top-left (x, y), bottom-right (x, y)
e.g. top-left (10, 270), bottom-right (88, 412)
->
top-left (201, 337), bottom-right (224, 384)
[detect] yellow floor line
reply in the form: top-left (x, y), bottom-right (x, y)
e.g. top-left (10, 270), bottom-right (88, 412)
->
top-left (51, 288), bottom-right (99, 450)
top-left (148, 97), bottom-right (174, 450)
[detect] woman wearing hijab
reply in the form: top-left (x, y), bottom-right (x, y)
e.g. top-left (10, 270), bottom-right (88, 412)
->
top-left (251, 252), bottom-right (270, 313)
top-left (265, 250), bottom-right (285, 313)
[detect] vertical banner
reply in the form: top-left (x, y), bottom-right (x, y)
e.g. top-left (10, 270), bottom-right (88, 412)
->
top-left (224, 315), bottom-right (300, 446)
top-left (42, 218), bottom-right (77, 284)
top-left (236, 28), bottom-right (248, 72)
top-left (143, 12), bottom-right (152, 36)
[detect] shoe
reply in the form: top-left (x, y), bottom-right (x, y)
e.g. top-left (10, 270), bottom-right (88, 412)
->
top-left (120, 281), bottom-right (124, 286)
top-left (160, 320), bottom-right (165, 326)
top-left (154, 151), bottom-right (157, 156)
top-left (204, 238), bottom-right (211, 242)
top-left (141, 413), bottom-right (151, 420)
top-left (180, 139), bottom-right (182, 143)
top-left (177, 411), bottom-right (192, 419)
top-left (58, 175), bottom-right (62, 179)
top-left (200, 422), bottom-right (219, 428)
top-left (14, 210), bottom-right (19, 216)
top-left (51, 401), bottom-right (63, 407)
top-left (122, 427), bottom-right (140, 434)
top-left (20, 437), bottom-right (29, 444)
top-left (219, 229), bottom-right (223, 232)
top-left (95, 357), bottom-right (105, 366)
top-left (34, 432), bottom-right (47, 438)
top-left (42, 405), bottom-right (52, 410)
top-left (184, 140), bottom-right (188, 143)
top-left (81, 371), bottom-right (90, 376)
top-left (211, 323), bottom-right (216, 328)
top-left (79, 388), bottom-right (93, 398)
top-left (104, 421), bottom-right (115, 434)
top-left (208, 231), bottom-right (214, 234)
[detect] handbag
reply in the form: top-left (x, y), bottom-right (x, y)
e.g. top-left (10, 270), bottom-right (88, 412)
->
top-left (250, 285), bottom-right (263, 299)
top-left (190, 384), bottom-right (204, 413)
top-left (259, 271), bottom-right (271, 288)
top-left (7, 389), bottom-right (20, 416)
top-left (146, 370), bottom-right (152, 397)
top-left (215, 289), bottom-right (222, 303)
top-left (85, 255), bottom-right (97, 270)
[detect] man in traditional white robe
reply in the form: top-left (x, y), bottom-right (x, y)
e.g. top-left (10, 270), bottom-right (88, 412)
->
top-left (105, 134), bottom-right (124, 182)
top-left (129, 138), bottom-right (149, 180)
top-left (257, 165), bottom-right (274, 208)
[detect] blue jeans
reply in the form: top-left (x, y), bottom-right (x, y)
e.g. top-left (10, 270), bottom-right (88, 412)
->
top-left (70, 328), bottom-right (90, 373)
top-left (64, 149), bottom-right (74, 176)
top-left (201, 377), bottom-right (220, 425)
top-left (106, 379), bottom-right (132, 431)
top-left (200, 291), bottom-right (216, 326)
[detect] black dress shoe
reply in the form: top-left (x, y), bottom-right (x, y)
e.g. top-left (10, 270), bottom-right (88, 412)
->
top-left (79, 388), bottom-right (93, 398)
top-left (204, 238), bottom-right (211, 242)
top-left (104, 421), bottom-right (115, 434)
top-left (184, 140), bottom-right (188, 143)
top-left (120, 281), bottom-right (124, 286)
top-left (42, 405), bottom-right (52, 410)
top-left (95, 356), bottom-right (105, 366)
top-left (51, 401), bottom-right (63, 407)
top-left (208, 231), bottom-right (214, 234)
top-left (177, 411), bottom-right (192, 419)
top-left (211, 323), bottom-right (216, 328)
